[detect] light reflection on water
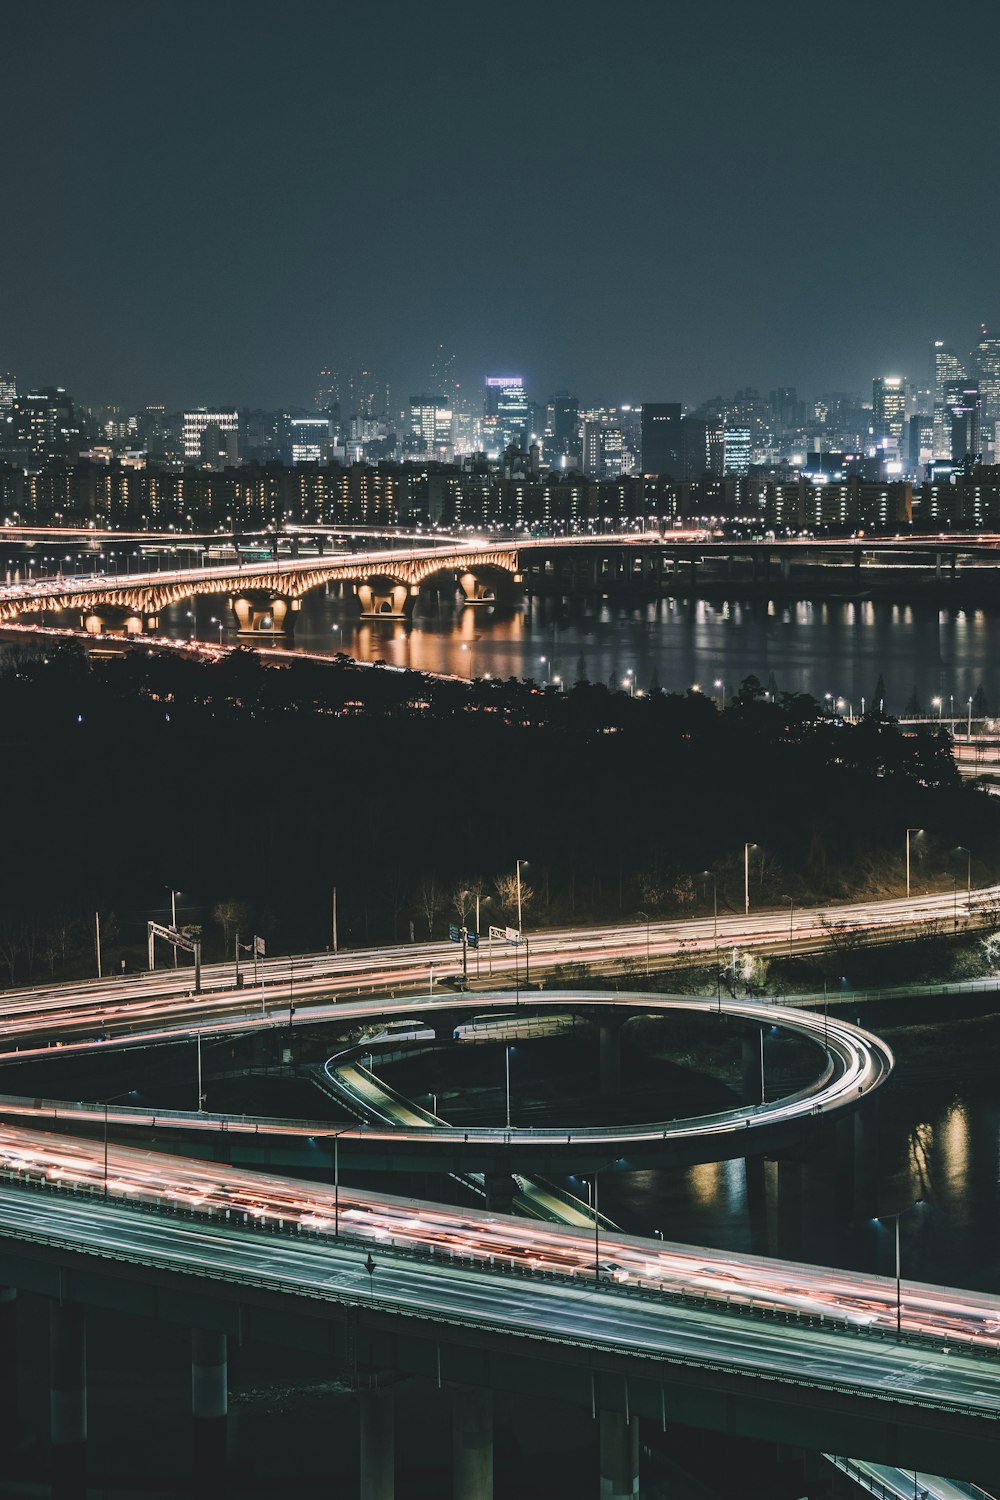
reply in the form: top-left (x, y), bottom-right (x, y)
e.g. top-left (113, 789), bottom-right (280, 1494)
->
top-left (599, 1085), bottom-right (1000, 1293)
top-left (161, 589), bottom-right (1000, 709)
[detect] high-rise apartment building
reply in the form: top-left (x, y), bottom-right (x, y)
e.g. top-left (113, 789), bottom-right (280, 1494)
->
top-left (182, 409), bottom-right (239, 463)
top-left (0, 373), bottom-right (15, 418)
top-left (641, 402), bottom-right (682, 475)
top-left (872, 376), bottom-right (906, 445)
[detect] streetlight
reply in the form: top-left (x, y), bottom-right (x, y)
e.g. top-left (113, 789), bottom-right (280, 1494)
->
top-left (624, 669), bottom-right (634, 697)
top-left (515, 858), bottom-right (527, 934)
top-left (165, 887), bottom-right (180, 967)
top-left (744, 842), bottom-right (757, 916)
top-left (505, 1044), bottom-right (512, 1130)
top-left (955, 846), bottom-right (972, 914)
top-left (905, 828), bottom-right (922, 899)
top-left (877, 1201), bottom-right (923, 1336)
top-left (932, 696), bottom-right (942, 720)
top-left (783, 894), bottom-right (794, 961)
top-left (703, 871), bottom-right (720, 1009)
top-left (967, 696), bottom-right (974, 739)
top-left (713, 678), bottom-right (727, 710)
top-left (209, 615), bottom-right (223, 644)
top-left (637, 910), bottom-right (650, 977)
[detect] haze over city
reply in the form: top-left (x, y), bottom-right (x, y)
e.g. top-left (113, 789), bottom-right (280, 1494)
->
top-left (4, 0), bottom-right (1000, 408)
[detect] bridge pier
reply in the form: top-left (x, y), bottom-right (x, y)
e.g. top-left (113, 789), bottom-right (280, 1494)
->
top-left (599, 1023), bottom-right (622, 1098)
top-left (453, 1385), bottom-right (493, 1499)
top-left (741, 1027), bottom-right (764, 1105)
top-left (775, 1156), bottom-right (804, 1259)
top-left (191, 1327), bottom-right (228, 1496)
top-left (852, 1098), bottom-right (881, 1220)
top-left (49, 1299), bottom-right (86, 1500)
top-left (599, 1410), bottom-right (638, 1499)
top-left (230, 594), bottom-right (297, 636)
top-left (0, 1286), bottom-right (16, 1451)
top-left (359, 1382), bottom-right (395, 1499)
top-left (744, 1155), bottom-right (769, 1255)
top-left (484, 1173), bottom-right (517, 1214)
top-left (355, 581), bottom-right (416, 619)
top-left (458, 572), bottom-right (499, 607)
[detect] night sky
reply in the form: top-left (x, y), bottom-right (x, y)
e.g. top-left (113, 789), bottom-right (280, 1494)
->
top-left (3, 0), bottom-right (1000, 409)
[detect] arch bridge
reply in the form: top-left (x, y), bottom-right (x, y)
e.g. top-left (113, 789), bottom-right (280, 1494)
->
top-left (0, 542), bottom-right (522, 637)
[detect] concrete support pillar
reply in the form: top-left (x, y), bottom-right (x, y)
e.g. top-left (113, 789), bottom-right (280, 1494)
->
top-left (741, 1028), bottom-right (764, 1105)
top-left (832, 1115), bottom-right (856, 1216)
top-left (599, 1410), bottom-right (638, 1499)
top-left (191, 1327), bottom-right (228, 1495)
top-left (49, 1300), bottom-right (86, 1500)
top-left (360, 1384), bottom-right (395, 1500)
top-left (484, 1173), bottom-right (517, 1214)
top-left (744, 1154), bottom-right (769, 1256)
top-left (775, 1156), bottom-right (803, 1260)
top-left (853, 1101), bottom-right (880, 1220)
top-left (599, 1024), bottom-right (621, 1098)
top-left (0, 1286), bottom-right (16, 1449)
top-left (453, 1386), bottom-right (493, 1499)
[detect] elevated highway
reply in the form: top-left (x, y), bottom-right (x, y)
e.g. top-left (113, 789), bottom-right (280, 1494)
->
top-left (0, 990), bottom-right (892, 1173)
top-left (0, 899), bottom-right (993, 1486)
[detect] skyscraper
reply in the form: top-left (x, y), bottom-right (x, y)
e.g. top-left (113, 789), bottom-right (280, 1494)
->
top-left (945, 380), bottom-right (981, 465)
top-left (182, 409), bottom-right (239, 463)
top-left (931, 341), bottom-right (966, 458)
top-left (0, 372), bottom-right (15, 419)
top-left (409, 395), bottom-right (453, 456)
top-left (430, 344), bottom-right (458, 398)
top-left (723, 426), bottom-right (751, 476)
top-left (974, 326), bottom-right (1000, 456)
top-left (483, 376), bottom-right (528, 454)
top-left (641, 403), bottom-right (682, 475)
top-left (315, 368), bottom-right (340, 415)
top-left (872, 376), bottom-right (906, 445)
top-left (349, 370), bottom-right (389, 422)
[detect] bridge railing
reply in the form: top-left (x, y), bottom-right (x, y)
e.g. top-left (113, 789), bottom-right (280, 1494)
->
top-left (2, 1166), bottom-right (999, 1383)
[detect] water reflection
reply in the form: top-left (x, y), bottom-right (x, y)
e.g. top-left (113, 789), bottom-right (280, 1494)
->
top-left (158, 588), bottom-right (1000, 709)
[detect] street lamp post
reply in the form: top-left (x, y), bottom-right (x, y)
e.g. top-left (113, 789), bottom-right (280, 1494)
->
top-left (784, 895), bottom-right (794, 961)
top-left (505, 1045), bottom-right (512, 1130)
top-left (879, 1201), bottom-right (923, 1336)
top-left (905, 828), bottom-right (921, 899)
top-left (703, 871), bottom-right (720, 1010)
top-left (744, 842), bottom-right (757, 916)
top-left (515, 858), bottom-right (527, 933)
top-left (166, 887), bottom-right (179, 967)
top-left (968, 696), bottom-right (974, 739)
top-left (637, 911), bottom-right (650, 977)
top-left (713, 678), bottom-right (727, 710)
top-left (956, 845), bottom-right (972, 914)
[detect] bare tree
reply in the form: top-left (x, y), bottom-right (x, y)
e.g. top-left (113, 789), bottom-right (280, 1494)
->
top-left (493, 873), bottom-right (534, 923)
top-left (416, 875), bottom-right (440, 938)
top-left (213, 900), bottom-right (251, 955)
top-left (450, 878), bottom-right (485, 928)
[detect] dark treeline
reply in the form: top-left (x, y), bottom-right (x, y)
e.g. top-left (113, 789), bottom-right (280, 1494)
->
top-left (0, 643), bottom-right (988, 980)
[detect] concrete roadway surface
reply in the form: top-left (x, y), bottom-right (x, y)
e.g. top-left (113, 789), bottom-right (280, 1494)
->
top-left (825, 1454), bottom-right (993, 1500)
top-left (0, 883), bottom-right (991, 1053)
top-left (0, 992), bottom-right (892, 1156)
top-left (0, 1167), bottom-right (998, 1422)
top-left (1, 1126), bottom-right (999, 1363)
